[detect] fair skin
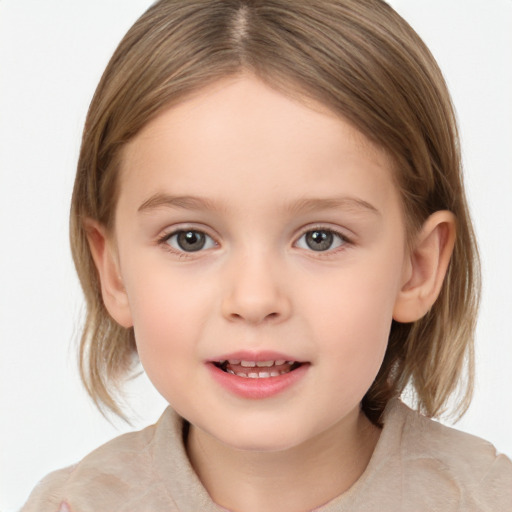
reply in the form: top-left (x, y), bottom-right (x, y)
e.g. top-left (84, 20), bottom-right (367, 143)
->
top-left (88, 75), bottom-right (455, 512)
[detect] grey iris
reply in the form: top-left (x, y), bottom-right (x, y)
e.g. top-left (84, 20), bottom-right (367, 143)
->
top-left (177, 231), bottom-right (206, 252)
top-left (306, 230), bottom-right (333, 251)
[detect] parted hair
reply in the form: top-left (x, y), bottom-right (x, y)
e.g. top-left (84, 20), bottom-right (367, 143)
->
top-left (70, 0), bottom-right (480, 423)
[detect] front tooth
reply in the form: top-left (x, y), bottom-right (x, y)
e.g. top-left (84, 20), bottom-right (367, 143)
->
top-left (248, 372), bottom-right (259, 378)
top-left (259, 372), bottom-right (270, 378)
top-left (241, 360), bottom-right (256, 367)
top-left (275, 360), bottom-right (286, 365)
top-left (256, 361), bottom-right (274, 367)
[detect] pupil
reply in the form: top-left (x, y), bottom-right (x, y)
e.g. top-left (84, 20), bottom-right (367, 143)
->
top-left (177, 231), bottom-right (205, 252)
top-left (306, 230), bottom-right (333, 251)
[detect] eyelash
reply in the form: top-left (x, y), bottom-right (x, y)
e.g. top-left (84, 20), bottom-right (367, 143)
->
top-left (295, 226), bottom-right (350, 255)
top-left (157, 228), bottom-right (217, 257)
top-left (157, 226), bottom-right (352, 257)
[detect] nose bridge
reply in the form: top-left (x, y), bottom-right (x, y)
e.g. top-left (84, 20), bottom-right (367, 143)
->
top-left (221, 244), bottom-right (291, 325)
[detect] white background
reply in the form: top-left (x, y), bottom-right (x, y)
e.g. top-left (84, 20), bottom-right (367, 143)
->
top-left (1, 1), bottom-right (511, 510)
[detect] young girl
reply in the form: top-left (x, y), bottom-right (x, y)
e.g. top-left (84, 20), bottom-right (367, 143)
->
top-left (21, 0), bottom-right (512, 510)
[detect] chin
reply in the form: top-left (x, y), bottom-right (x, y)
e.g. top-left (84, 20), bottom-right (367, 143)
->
top-left (208, 418), bottom-right (316, 453)
top-left (222, 435), bottom-right (303, 453)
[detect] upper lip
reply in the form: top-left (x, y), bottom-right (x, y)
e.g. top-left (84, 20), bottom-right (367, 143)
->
top-left (208, 350), bottom-right (306, 363)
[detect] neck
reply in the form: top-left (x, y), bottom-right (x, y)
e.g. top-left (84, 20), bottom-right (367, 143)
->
top-left (186, 407), bottom-right (380, 512)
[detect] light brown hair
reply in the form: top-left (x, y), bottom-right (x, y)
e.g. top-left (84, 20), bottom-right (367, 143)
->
top-left (70, 0), bottom-right (480, 423)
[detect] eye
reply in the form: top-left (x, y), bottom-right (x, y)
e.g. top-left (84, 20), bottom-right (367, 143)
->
top-left (295, 229), bottom-right (346, 252)
top-left (164, 230), bottom-right (216, 253)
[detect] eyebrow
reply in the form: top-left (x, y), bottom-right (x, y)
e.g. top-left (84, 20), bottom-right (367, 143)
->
top-left (138, 194), bottom-right (223, 213)
top-left (137, 193), bottom-right (380, 216)
top-left (285, 196), bottom-right (380, 216)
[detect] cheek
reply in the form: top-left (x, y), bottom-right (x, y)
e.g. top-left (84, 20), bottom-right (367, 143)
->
top-left (122, 263), bottom-right (214, 384)
top-left (303, 259), bottom-right (402, 388)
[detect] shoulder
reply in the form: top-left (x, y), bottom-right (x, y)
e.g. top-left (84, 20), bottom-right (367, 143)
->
top-left (21, 465), bottom-right (76, 512)
top-left (21, 407), bottom-right (181, 512)
top-left (388, 400), bottom-right (512, 510)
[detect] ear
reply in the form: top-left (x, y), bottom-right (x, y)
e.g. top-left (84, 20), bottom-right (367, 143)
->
top-left (393, 211), bottom-right (456, 323)
top-left (84, 219), bottom-right (133, 328)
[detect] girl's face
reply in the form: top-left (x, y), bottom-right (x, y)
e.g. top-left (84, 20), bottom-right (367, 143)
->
top-left (112, 75), bottom-right (410, 451)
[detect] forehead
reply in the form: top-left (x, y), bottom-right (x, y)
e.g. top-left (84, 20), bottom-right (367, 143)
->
top-left (118, 75), bottom-right (399, 216)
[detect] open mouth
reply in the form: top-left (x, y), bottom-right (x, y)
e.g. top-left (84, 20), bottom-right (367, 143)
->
top-left (213, 359), bottom-right (303, 378)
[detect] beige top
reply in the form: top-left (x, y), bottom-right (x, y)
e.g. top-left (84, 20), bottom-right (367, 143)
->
top-left (22, 400), bottom-right (512, 511)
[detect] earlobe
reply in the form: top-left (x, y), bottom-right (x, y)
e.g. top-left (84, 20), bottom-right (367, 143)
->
top-left (84, 219), bottom-right (133, 328)
top-left (393, 211), bottom-right (456, 323)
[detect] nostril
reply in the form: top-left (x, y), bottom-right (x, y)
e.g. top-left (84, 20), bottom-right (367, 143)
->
top-left (228, 311), bottom-right (279, 322)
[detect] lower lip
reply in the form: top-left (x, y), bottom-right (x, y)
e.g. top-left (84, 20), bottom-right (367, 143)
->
top-left (207, 363), bottom-right (309, 399)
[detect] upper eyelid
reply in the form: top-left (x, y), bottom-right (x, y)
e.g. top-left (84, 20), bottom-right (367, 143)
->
top-left (295, 228), bottom-right (348, 244)
top-left (159, 224), bottom-right (218, 241)
top-left (294, 225), bottom-right (352, 242)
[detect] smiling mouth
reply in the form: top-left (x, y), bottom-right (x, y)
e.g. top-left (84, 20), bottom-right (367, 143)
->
top-left (213, 359), bottom-right (303, 378)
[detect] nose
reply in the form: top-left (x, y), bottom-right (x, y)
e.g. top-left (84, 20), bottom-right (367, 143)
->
top-left (221, 251), bottom-right (292, 325)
